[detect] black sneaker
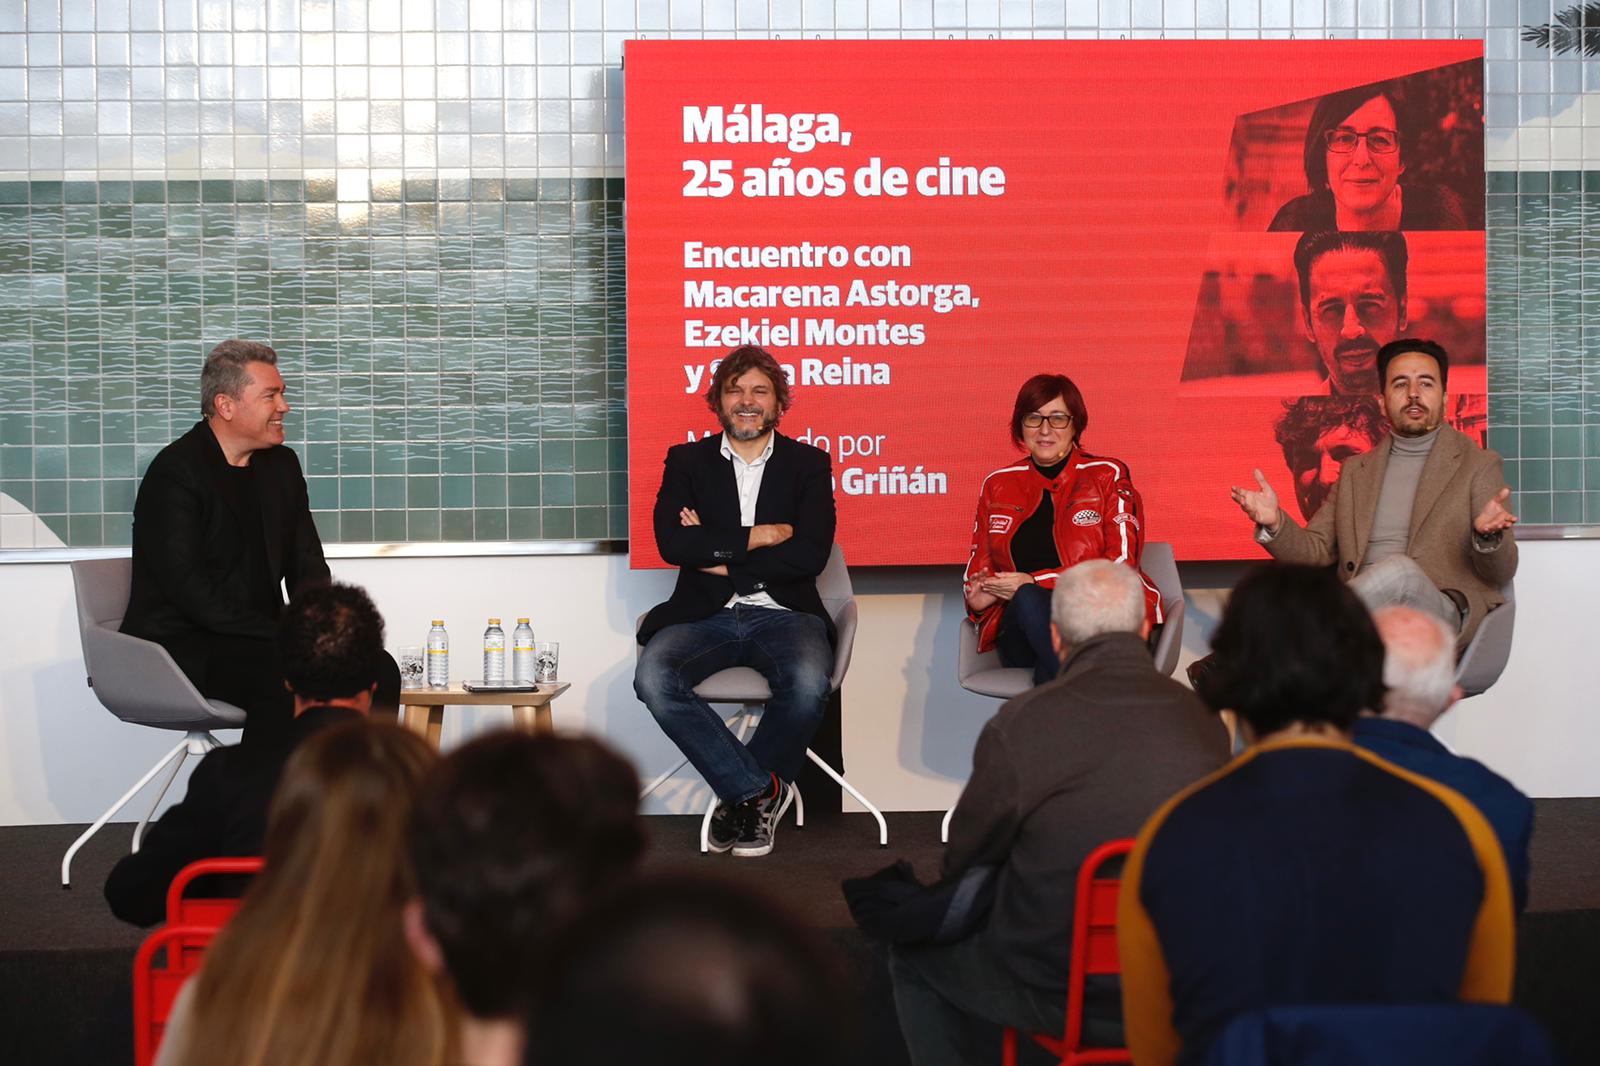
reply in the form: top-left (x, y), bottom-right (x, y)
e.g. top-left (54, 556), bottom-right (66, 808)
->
top-left (707, 801), bottom-right (739, 854)
top-left (733, 778), bottom-right (790, 858)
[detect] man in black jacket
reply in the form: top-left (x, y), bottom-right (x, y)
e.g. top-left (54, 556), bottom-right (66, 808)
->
top-left (634, 346), bottom-right (837, 858)
top-left (104, 582), bottom-right (387, 926)
top-left (120, 339), bottom-right (393, 744)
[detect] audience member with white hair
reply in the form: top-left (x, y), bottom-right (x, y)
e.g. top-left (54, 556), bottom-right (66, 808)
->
top-left (1355, 605), bottom-right (1535, 911)
top-left (887, 560), bottom-right (1229, 1066)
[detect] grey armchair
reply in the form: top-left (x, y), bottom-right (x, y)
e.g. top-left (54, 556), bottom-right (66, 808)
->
top-left (1456, 580), bottom-right (1515, 697)
top-left (62, 557), bottom-right (247, 887)
top-left (956, 541), bottom-right (1187, 699)
top-left (636, 544), bottom-right (887, 849)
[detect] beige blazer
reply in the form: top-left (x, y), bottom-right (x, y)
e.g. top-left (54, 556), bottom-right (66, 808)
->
top-left (1264, 424), bottom-right (1517, 647)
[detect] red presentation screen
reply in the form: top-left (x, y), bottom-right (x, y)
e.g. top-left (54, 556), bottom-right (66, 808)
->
top-left (624, 41), bottom-right (1485, 566)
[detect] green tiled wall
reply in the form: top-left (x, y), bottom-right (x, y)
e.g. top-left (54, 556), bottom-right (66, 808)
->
top-left (1, 169), bottom-right (1593, 545)
top-left (1484, 170), bottom-right (1600, 526)
top-left (0, 177), bottom-right (626, 547)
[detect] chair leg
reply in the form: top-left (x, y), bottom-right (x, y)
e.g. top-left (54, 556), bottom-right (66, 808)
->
top-left (132, 748), bottom-right (188, 853)
top-left (699, 789), bottom-right (719, 854)
top-left (790, 780), bottom-right (805, 828)
top-left (638, 755), bottom-right (690, 801)
top-left (803, 748), bottom-right (889, 846)
top-left (131, 733), bottom-right (218, 852)
top-left (941, 805), bottom-right (955, 844)
top-left (61, 736), bottom-right (192, 888)
top-left (640, 706), bottom-right (759, 803)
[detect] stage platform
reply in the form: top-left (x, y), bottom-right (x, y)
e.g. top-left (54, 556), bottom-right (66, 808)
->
top-left (5, 803), bottom-right (1599, 1066)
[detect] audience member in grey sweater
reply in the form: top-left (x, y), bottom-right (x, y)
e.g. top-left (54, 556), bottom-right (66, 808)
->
top-left (889, 561), bottom-right (1231, 1066)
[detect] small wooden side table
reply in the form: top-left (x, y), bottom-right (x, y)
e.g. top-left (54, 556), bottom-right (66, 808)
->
top-left (399, 683), bottom-right (570, 749)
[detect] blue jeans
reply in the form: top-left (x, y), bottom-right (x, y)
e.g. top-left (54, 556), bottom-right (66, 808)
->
top-left (995, 584), bottom-right (1059, 687)
top-left (634, 606), bottom-right (832, 805)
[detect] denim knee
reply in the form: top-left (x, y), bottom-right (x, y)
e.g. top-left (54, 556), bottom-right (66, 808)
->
top-left (633, 649), bottom-right (685, 712)
top-left (788, 659), bottom-right (833, 717)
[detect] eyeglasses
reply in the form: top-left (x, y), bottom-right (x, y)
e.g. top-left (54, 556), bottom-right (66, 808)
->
top-left (1324, 127), bottom-right (1399, 154)
top-left (1021, 412), bottom-right (1073, 430)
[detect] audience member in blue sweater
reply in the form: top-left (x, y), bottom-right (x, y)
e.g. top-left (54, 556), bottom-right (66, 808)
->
top-left (1358, 605), bottom-right (1535, 911)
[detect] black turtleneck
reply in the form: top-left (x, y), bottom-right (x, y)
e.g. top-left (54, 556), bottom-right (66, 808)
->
top-left (1009, 457), bottom-right (1069, 572)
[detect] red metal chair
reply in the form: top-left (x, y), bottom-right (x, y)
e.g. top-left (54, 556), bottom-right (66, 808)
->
top-left (133, 923), bottom-right (218, 1066)
top-left (165, 856), bottom-right (263, 926)
top-left (1002, 839), bottom-right (1136, 1066)
top-left (164, 857), bottom-right (262, 965)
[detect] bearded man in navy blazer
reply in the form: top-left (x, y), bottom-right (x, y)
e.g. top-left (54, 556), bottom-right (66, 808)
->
top-left (635, 345), bottom-right (837, 858)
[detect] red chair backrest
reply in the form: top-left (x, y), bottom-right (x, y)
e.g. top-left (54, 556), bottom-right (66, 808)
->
top-left (1063, 838), bottom-right (1136, 1056)
top-left (165, 857), bottom-right (263, 927)
top-left (165, 857), bottom-right (262, 967)
top-left (133, 924), bottom-right (218, 1066)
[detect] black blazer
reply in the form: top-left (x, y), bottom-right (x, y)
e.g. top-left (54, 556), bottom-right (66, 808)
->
top-left (103, 706), bottom-right (361, 926)
top-left (121, 420), bottom-right (329, 674)
top-left (639, 432), bottom-right (837, 645)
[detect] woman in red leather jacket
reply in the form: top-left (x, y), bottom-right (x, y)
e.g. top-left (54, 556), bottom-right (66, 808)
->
top-left (964, 373), bottom-right (1163, 686)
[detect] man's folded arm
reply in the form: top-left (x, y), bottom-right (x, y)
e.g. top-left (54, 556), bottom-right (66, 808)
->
top-left (728, 456), bottom-right (837, 589)
top-left (652, 451), bottom-right (748, 568)
top-left (138, 472), bottom-right (277, 640)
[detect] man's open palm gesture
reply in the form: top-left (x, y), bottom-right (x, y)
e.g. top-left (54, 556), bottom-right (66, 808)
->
top-left (1474, 487), bottom-right (1518, 536)
top-left (1230, 469), bottom-right (1282, 531)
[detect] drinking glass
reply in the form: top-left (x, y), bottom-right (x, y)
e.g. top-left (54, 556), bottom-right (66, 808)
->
top-left (533, 641), bottom-right (559, 684)
top-left (398, 646), bottom-right (425, 690)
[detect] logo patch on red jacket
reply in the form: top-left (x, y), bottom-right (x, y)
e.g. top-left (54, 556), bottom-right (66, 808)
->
top-left (1071, 508), bottom-right (1101, 526)
top-left (989, 515), bottom-right (1013, 534)
top-left (1113, 512), bottom-right (1140, 530)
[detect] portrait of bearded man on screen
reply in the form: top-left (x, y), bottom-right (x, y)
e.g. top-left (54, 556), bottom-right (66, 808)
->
top-left (1273, 395), bottom-right (1388, 521)
top-left (1272, 392), bottom-right (1488, 522)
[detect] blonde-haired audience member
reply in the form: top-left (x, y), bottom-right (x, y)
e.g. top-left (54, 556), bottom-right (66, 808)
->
top-left (157, 721), bottom-right (447, 1066)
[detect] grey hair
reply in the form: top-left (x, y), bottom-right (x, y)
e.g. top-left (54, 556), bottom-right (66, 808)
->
top-left (1051, 560), bottom-right (1146, 646)
top-left (1374, 606), bottom-right (1457, 726)
top-left (201, 339), bottom-right (278, 417)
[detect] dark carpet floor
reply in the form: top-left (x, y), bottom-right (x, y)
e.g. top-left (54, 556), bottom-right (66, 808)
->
top-left (4, 800), bottom-right (1599, 1065)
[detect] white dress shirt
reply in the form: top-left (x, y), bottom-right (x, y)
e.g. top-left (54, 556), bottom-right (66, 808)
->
top-left (720, 432), bottom-right (786, 611)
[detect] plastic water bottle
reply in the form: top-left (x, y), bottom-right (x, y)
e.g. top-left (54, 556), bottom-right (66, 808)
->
top-left (512, 618), bottom-right (536, 684)
top-left (483, 618), bottom-right (506, 683)
top-left (426, 621), bottom-right (449, 688)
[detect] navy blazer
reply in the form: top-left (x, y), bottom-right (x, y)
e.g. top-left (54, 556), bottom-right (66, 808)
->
top-left (121, 420), bottom-right (329, 676)
top-left (639, 432), bottom-right (837, 646)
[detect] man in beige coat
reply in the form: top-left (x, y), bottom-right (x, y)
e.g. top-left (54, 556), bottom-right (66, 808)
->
top-left (1231, 339), bottom-right (1518, 648)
